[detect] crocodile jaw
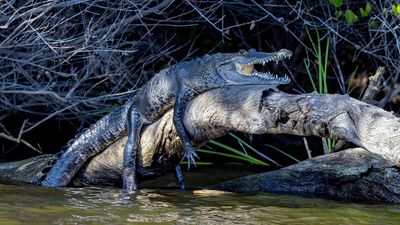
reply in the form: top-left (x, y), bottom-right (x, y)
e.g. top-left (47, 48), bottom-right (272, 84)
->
top-left (234, 49), bottom-right (292, 84)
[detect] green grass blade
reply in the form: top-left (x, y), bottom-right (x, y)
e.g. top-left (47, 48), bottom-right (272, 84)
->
top-left (316, 29), bottom-right (323, 94)
top-left (236, 137), bottom-right (248, 155)
top-left (180, 161), bottom-right (213, 165)
top-left (209, 140), bottom-right (270, 166)
top-left (197, 149), bottom-right (269, 166)
top-left (304, 60), bottom-right (318, 92)
top-left (323, 37), bottom-right (330, 94)
top-left (306, 27), bottom-right (318, 54)
top-left (346, 65), bottom-right (358, 93)
top-left (228, 133), bottom-right (280, 166)
top-left (264, 144), bottom-right (301, 163)
top-left (326, 138), bottom-right (337, 154)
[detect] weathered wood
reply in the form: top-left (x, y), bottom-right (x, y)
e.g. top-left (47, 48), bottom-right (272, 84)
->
top-left (210, 148), bottom-right (400, 203)
top-left (333, 66), bottom-right (385, 152)
top-left (184, 86), bottom-right (400, 165)
top-left (361, 66), bottom-right (385, 105)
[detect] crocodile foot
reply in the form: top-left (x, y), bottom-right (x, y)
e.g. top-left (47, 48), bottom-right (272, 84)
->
top-left (122, 166), bottom-right (137, 190)
top-left (182, 143), bottom-right (199, 170)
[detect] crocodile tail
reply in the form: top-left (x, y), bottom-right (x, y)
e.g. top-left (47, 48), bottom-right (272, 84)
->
top-left (0, 154), bottom-right (58, 185)
top-left (41, 104), bottom-right (130, 187)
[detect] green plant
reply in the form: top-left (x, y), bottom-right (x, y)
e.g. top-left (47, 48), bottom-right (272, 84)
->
top-left (335, 10), bottom-right (343, 19)
top-left (196, 132), bottom-right (302, 166)
top-left (304, 27), bottom-right (330, 94)
top-left (345, 9), bottom-right (358, 25)
top-left (369, 20), bottom-right (379, 30)
top-left (228, 133), bottom-right (279, 165)
top-left (304, 27), bottom-right (337, 154)
top-left (325, 137), bottom-right (336, 154)
top-left (264, 144), bottom-right (300, 163)
top-left (392, 4), bottom-right (400, 16)
top-left (328, 1), bottom-right (372, 25)
top-left (346, 65), bottom-right (358, 94)
top-left (328, 0), bottom-right (342, 8)
top-left (200, 139), bottom-right (270, 166)
top-left (359, 3), bottom-right (372, 17)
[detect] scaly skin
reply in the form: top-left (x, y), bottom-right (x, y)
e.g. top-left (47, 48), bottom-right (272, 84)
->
top-left (41, 105), bottom-right (129, 186)
top-left (41, 49), bottom-right (292, 189)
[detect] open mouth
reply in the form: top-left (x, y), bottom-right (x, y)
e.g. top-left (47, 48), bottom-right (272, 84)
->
top-left (235, 50), bottom-right (292, 83)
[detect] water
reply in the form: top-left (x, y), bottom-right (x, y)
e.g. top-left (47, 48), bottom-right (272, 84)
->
top-left (0, 183), bottom-right (399, 225)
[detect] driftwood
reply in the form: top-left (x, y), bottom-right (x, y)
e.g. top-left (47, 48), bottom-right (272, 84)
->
top-left (1, 85), bottom-right (399, 202)
top-left (210, 147), bottom-right (400, 203)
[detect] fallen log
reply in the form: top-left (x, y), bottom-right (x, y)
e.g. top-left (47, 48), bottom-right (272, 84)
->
top-left (210, 148), bottom-right (400, 203)
top-left (1, 85), bottom-right (399, 202)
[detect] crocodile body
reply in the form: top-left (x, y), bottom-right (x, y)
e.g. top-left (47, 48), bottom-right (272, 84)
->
top-left (41, 49), bottom-right (292, 189)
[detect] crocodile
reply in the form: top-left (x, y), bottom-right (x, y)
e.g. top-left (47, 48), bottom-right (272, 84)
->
top-left (40, 49), bottom-right (292, 190)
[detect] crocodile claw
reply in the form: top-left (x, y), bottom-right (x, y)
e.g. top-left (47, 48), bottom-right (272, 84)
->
top-left (182, 145), bottom-right (199, 170)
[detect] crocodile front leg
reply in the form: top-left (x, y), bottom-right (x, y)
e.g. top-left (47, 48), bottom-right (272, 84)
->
top-left (173, 93), bottom-right (199, 169)
top-left (122, 106), bottom-right (143, 190)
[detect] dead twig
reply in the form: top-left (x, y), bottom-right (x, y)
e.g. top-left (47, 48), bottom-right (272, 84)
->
top-left (0, 120), bottom-right (41, 153)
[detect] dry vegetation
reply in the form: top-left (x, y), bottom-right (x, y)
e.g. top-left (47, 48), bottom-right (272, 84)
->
top-left (0, 0), bottom-right (399, 157)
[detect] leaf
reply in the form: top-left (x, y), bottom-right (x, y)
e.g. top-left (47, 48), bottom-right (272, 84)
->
top-left (369, 20), bottom-right (379, 30)
top-left (359, 8), bottom-right (367, 17)
top-left (359, 3), bottom-right (371, 18)
top-left (328, 0), bottom-right (342, 8)
top-left (335, 10), bottom-right (343, 19)
top-left (366, 2), bottom-right (372, 14)
top-left (397, 4), bottom-right (400, 14)
top-left (345, 9), bottom-right (358, 25)
top-left (392, 4), bottom-right (399, 16)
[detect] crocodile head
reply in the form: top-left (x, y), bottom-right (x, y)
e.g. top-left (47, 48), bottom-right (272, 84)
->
top-left (217, 49), bottom-right (292, 85)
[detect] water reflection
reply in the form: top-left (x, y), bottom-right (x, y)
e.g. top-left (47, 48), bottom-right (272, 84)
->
top-left (0, 184), bottom-right (399, 224)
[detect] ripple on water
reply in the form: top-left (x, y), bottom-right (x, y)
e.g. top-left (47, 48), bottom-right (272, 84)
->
top-left (0, 184), bottom-right (399, 225)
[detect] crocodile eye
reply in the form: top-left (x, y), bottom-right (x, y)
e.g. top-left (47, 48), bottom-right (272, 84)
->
top-left (239, 49), bottom-right (247, 55)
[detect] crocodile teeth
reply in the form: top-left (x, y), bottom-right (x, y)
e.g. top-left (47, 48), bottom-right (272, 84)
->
top-left (235, 51), bottom-right (292, 84)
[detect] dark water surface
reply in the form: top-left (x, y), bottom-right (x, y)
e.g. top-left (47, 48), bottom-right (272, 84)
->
top-left (0, 183), bottom-right (399, 225)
